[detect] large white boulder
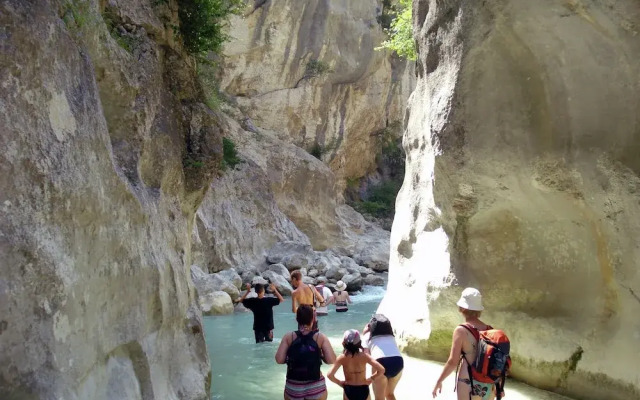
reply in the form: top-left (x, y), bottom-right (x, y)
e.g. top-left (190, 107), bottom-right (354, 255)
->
top-left (261, 271), bottom-right (293, 296)
top-left (191, 265), bottom-right (240, 301)
top-left (200, 292), bottom-right (234, 316)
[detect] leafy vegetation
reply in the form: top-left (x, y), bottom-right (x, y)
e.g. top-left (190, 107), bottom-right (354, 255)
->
top-left (61, 0), bottom-right (92, 32)
top-left (353, 180), bottom-right (402, 218)
top-left (296, 59), bottom-right (332, 87)
top-left (103, 10), bottom-right (138, 52)
top-left (377, 0), bottom-right (417, 60)
top-left (222, 137), bottom-right (240, 169)
top-left (177, 0), bottom-right (244, 55)
top-left (308, 138), bottom-right (338, 160)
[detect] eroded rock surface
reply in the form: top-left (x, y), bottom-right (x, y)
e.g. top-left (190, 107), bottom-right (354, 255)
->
top-left (0, 1), bottom-right (217, 398)
top-left (380, 1), bottom-right (640, 400)
top-left (221, 0), bottom-right (414, 186)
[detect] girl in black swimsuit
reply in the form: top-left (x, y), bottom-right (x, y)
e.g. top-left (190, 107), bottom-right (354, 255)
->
top-left (327, 329), bottom-right (386, 400)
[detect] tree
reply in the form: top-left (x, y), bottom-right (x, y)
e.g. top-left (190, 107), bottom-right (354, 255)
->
top-left (377, 0), bottom-right (416, 61)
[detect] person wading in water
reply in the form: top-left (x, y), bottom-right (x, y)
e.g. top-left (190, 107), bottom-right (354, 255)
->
top-left (332, 280), bottom-right (351, 313)
top-left (432, 288), bottom-right (503, 400)
top-left (291, 270), bottom-right (324, 329)
top-left (276, 305), bottom-right (337, 400)
top-left (327, 329), bottom-right (385, 400)
top-left (237, 282), bottom-right (284, 343)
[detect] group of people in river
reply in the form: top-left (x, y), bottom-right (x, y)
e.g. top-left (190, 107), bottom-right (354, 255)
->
top-left (237, 272), bottom-right (508, 400)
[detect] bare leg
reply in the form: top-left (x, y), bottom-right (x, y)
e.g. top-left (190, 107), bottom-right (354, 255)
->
top-left (372, 376), bottom-right (388, 400)
top-left (385, 370), bottom-right (403, 400)
top-left (457, 379), bottom-right (472, 400)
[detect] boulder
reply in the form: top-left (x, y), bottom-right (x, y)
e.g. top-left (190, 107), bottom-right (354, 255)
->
top-left (310, 251), bottom-right (342, 274)
top-left (261, 270), bottom-right (293, 295)
top-left (302, 276), bottom-right (316, 285)
top-left (307, 268), bottom-right (319, 278)
top-left (251, 276), bottom-right (269, 286)
top-left (267, 263), bottom-right (291, 280)
top-left (191, 265), bottom-right (240, 301)
top-left (200, 291), bottom-right (234, 315)
top-left (216, 268), bottom-right (243, 289)
top-left (353, 247), bottom-right (389, 272)
top-left (326, 267), bottom-right (348, 282)
top-left (341, 273), bottom-right (364, 292)
top-left (364, 274), bottom-right (385, 287)
top-left (267, 241), bottom-right (313, 264)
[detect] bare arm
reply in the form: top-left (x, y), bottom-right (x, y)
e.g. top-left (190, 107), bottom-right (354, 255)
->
top-left (326, 355), bottom-right (344, 387)
top-left (311, 285), bottom-right (324, 304)
top-left (270, 284), bottom-right (284, 303)
top-left (366, 353), bottom-right (386, 382)
top-left (236, 283), bottom-right (252, 304)
top-left (275, 333), bottom-right (292, 364)
top-left (433, 327), bottom-right (465, 397)
top-left (291, 291), bottom-right (298, 313)
top-left (318, 333), bottom-right (337, 364)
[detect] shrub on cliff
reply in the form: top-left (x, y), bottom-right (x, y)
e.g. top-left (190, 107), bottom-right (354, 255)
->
top-left (178, 0), bottom-right (244, 55)
top-left (377, 0), bottom-right (416, 60)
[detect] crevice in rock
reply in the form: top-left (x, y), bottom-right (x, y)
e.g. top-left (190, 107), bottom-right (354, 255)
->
top-left (621, 284), bottom-right (640, 306)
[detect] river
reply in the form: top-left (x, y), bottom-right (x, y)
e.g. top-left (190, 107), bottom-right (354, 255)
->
top-left (204, 286), bottom-right (570, 399)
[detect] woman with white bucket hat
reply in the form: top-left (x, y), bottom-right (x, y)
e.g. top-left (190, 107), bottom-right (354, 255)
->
top-left (432, 288), bottom-right (498, 400)
top-left (332, 281), bottom-right (351, 313)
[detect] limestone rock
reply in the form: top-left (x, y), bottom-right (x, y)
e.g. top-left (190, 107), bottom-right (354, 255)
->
top-left (267, 241), bottom-right (313, 264)
top-left (261, 271), bottom-right (293, 296)
top-left (0, 2), bottom-right (218, 399)
top-left (307, 269), bottom-right (320, 278)
top-left (216, 268), bottom-right (243, 289)
top-left (341, 273), bottom-right (364, 292)
top-left (364, 274), bottom-right (385, 287)
top-left (325, 266), bottom-right (347, 282)
top-left (380, 1), bottom-right (640, 400)
top-left (266, 263), bottom-right (291, 281)
top-left (192, 157), bottom-right (310, 273)
top-left (221, 0), bottom-right (415, 185)
top-left (191, 265), bottom-right (240, 301)
top-left (200, 292), bottom-right (234, 316)
top-left (301, 276), bottom-right (317, 286)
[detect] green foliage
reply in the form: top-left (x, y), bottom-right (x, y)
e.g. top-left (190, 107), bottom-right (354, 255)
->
top-left (346, 176), bottom-right (360, 189)
top-left (61, 0), bottom-right (91, 32)
top-left (377, 0), bottom-right (417, 60)
top-left (353, 180), bottom-right (401, 218)
top-left (103, 11), bottom-right (137, 52)
top-left (376, 0), bottom-right (397, 30)
top-left (183, 157), bottom-right (205, 168)
top-left (197, 61), bottom-right (228, 110)
top-left (305, 59), bottom-right (331, 78)
top-left (377, 121), bottom-right (404, 169)
top-left (222, 137), bottom-right (240, 169)
top-left (308, 138), bottom-right (338, 160)
top-left (177, 0), bottom-right (244, 55)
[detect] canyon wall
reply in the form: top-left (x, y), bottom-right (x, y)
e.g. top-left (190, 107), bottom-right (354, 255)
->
top-left (220, 0), bottom-right (414, 188)
top-left (0, 1), bottom-right (216, 398)
top-left (380, 1), bottom-right (640, 399)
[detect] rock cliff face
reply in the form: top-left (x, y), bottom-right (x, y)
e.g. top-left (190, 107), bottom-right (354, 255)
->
top-left (220, 0), bottom-right (414, 186)
top-left (380, 1), bottom-right (640, 399)
top-left (0, 1), bottom-right (217, 399)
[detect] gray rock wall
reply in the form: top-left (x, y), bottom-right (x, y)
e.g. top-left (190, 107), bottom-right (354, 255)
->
top-left (0, 1), bottom-right (217, 398)
top-left (380, 1), bottom-right (640, 399)
top-left (221, 0), bottom-right (415, 187)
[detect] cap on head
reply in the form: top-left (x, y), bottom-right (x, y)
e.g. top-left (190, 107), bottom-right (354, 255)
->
top-left (336, 281), bottom-right (346, 291)
top-left (343, 329), bottom-right (361, 345)
top-left (456, 287), bottom-right (484, 311)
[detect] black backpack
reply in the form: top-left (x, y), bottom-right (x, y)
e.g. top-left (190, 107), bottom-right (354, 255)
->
top-left (286, 331), bottom-right (322, 381)
top-left (369, 314), bottom-right (394, 337)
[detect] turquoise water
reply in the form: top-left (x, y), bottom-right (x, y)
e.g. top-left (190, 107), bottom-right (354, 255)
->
top-left (203, 286), bottom-right (571, 400)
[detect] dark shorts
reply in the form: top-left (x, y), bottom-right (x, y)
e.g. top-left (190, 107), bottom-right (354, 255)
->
top-left (344, 384), bottom-right (369, 400)
top-left (378, 356), bottom-right (404, 378)
top-left (254, 329), bottom-right (273, 343)
top-left (336, 308), bottom-right (348, 313)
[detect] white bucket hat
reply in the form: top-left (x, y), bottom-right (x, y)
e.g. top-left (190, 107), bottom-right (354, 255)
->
top-left (336, 281), bottom-right (346, 291)
top-left (456, 287), bottom-right (484, 311)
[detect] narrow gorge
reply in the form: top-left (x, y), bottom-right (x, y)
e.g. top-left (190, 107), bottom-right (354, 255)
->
top-left (0, 0), bottom-right (638, 400)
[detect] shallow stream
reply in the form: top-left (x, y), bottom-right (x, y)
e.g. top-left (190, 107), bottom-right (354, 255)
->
top-left (204, 286), bottom-right (570, 399)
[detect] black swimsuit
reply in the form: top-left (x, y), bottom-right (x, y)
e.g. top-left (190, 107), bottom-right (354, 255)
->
top-left (344, 384), bottom-right (369, 400)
